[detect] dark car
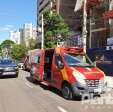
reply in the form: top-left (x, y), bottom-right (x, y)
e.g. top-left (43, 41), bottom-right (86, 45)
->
top-left (87, 48), bottom-right (113, 76)
top-left (0, 58), bottom-right (19, 77)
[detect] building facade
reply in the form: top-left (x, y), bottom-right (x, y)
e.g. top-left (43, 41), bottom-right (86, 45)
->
top-left (10, 23), bottom-right (37, 46)
top-left (37, 0), bottom-right (111, 48)
top-left (10, 30), bottom-right (21, 44)
top-left (88, 0), bottom-right (110, 48)
top-left (23, 23), bottom-right (33, 46)
top-left (37, 0), bottom-right (78, 31)
top-left (109, 0), bottom-right (113, 37)
top-left (23, 23), bottom-right (37, 46)
top-left (32, 27), bottom-right (37, 40)
top-left (19, 28), bottom-right (24, 44)
top-left (37, 0), bottom-right (79, 44)
top-left (38, 0), bottom-right (51, 25)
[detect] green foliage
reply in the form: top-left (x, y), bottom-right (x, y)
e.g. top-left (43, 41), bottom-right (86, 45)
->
top-left (0, 39), bottom-right (39, 60)
top-left (0, 40), bottom-right (15, 57)
top-left (0, 46), bottom-right (2, 57)
top-left (45, 41), bottom-right (57, 48)
top-left (0, 44), bottom-right (2, 53)
top-left (1, 40), bottom-right (15, 48)
top-left (43, 10), bottom-right (70, 48)
top-left (11, 44), bottom-right (27, 60)
top-left (27, 38), bottom-right (39, 50)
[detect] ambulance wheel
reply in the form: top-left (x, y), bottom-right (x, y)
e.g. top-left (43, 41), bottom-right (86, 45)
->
top-left (62, 83), bottom-right (74, 100)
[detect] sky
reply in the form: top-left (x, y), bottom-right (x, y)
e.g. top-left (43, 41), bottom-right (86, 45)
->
top-left (0, 0), bottom-right (37, 43)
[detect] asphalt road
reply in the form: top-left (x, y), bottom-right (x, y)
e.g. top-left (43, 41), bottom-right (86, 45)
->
top-left (0, 70), bottom-right (113, 112)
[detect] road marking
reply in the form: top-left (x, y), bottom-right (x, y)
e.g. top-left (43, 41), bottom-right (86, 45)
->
top-left (25, 82), bottom-right (33, 88)
top-left (57, 106), bottom-right (68, 112)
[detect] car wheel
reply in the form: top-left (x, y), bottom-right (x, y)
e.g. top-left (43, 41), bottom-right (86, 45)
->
top-left (62, 83), bottom-right (74, 100)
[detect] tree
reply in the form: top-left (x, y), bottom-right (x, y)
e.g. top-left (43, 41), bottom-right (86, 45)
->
top-left (0, 40), bottom-right (15, 57)
top-left (11, 44), bottom-right (27, 60)
top-left (0, 44), bottom-right (1, 52)
top-left (0, 40), bottom-right (15, 48)
top-left (0, 44), bottom-right (2, 55)
top-left (27, 38), bottom-right (39, 50)
top-left (43, 10), bottom-right (70, 48)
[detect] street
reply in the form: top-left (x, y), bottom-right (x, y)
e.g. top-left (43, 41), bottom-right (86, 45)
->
top-left (0, 70), bottom-right (113, 112)
top-left (0, 0), bottom-right (113, 111)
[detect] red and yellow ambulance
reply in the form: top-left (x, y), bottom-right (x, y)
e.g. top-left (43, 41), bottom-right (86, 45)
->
top-left (30, 47), bottom-right (107, 100)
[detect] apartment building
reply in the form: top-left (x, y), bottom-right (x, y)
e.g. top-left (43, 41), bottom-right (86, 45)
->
top-left (109, 0), bottom-right (113, 37)
top-left (38, 0), bottom-right (79, 31)
top-left (19, 28), bottom-right (24, 44)
top-left (32, 26), bottom-right (37, 40)
top-left (10, 23), bottom-right (37, 46)
top-left (10, 30), bottom-right (21, 44)
top-left (37, 0), bottom-right (79, 44)
top-left (38, 0), bottom-right (51, 25)
top-left (37, 0), bottom-right (110, 48)
top-left (23, 23), bottom-right (33, 46)
top-left (23, 23), bottom-right (37, 46)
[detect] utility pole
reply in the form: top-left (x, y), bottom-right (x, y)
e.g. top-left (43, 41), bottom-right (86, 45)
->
top-left (89, 9), bottom-right (92, 48)
top-left (82, 0), bottom-right (87, 52)
top-left (41, 14), bottom-right (44, 49)
top-left (56, 0), bottom-right (60, 14)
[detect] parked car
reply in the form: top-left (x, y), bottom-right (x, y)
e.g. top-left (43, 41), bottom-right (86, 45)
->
top-left (18, 62), bottom-right (24, 70)
top-left (0, 58), bottom-right (19, 77)
top-left (87, 48), bottom-right (113, 76)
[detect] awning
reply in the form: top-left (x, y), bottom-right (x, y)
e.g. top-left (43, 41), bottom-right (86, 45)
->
top-left (103, 10), bottom-right (113, 19)
top-left (74, 0), bottom-right (103, 12)
top-left (87, 0), bottom-right (101, 8)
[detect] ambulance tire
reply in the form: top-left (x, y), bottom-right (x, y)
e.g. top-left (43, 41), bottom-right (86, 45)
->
top-left (62, 83), bottom-right (74, 100)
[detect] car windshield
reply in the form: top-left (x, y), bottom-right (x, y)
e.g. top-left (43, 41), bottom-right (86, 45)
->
top-left (0, 59), bottom-right (13, 65)
top-left (64, 53), bottom-right (94, 67)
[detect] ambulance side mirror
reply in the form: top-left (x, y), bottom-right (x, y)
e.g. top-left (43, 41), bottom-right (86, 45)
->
top-left (57, 61), bottom-right (64, 69)
top-left (55, 55), bottom-right (64, 69)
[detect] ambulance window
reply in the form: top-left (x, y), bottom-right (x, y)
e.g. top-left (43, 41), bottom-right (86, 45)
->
top-left (34, 55), bottom-right (40, 64)
top-left (64, 53), bottom-right (93, 67)
top-left (45, 57), bottom-right (49, 64)
top-left (55, 54), bottom-right (64, 69)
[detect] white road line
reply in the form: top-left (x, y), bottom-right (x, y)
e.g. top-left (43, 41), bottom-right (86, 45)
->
top-left (57, 106), bottom-right (68, 112)
top-left (25, 82), bottom-right (33, 88)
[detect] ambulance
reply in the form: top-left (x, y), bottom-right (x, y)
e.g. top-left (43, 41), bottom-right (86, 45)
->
top-left (30, 47), bottom-right (107, 100)
top-left (23, 49), bottom-right (39, 71)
